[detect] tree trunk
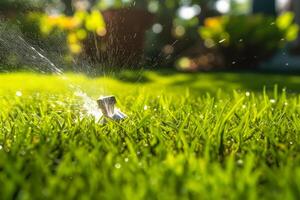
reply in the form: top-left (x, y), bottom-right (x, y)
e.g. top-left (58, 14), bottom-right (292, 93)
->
top-left (294, 0), bottom-right (300, 25)
top-left (290, 0), bottom-right (300, 55)
top-left (252, 0), bottom-right (276, 16)
top-left (61, 0), bottom-right (73, 15)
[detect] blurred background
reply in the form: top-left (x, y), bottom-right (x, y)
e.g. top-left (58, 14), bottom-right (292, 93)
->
top-left (0, 0), bottom-right (300, 73)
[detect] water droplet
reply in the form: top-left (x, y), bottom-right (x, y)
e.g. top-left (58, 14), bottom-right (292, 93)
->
top-left (115, 163), bottom-right (121, 169)
top-left (218, 39), bottom-right (226, 43)
top-left (144, 105), bottom-right (148, 110)
top-left (152, 23), bottom-right (163, 34)
top-left (16, 91), bottom-right (22, 97)
top-left (242, 105), bottom-right (246, 109)
top-left (0, 145), bottom-right (2, 150)
top-left (284, 102), bottom-right (288, 106)
top-left (270, 99), bottom-right (276, 104)
top-left (290, 141), bottom-right (293, 145)
top-left (237, 159), bottom-right (243, 165)
top-left (124, 158), bottom-right (129, 162)
top-left (245, 91), bottom-right (250, 97)
top-left (239, 39), bottom-right (243, 42)
top-left (232, 61), bottom-right (236, 65)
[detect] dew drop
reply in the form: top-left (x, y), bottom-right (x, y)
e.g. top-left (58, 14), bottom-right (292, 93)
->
top-left (16, 91), bottom-right (22, 97)
top-left (237, 159), bottom-right (243, 165)
top-left (115, 163), bottom-right (121, 169)
top-left (218, 39), bottom-right (226, 43)
top-left (270, 99), bottom-right (276, 104)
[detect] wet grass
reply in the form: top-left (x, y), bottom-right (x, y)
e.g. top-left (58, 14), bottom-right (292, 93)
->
top-left (0, 71), bottom-right (300, 200)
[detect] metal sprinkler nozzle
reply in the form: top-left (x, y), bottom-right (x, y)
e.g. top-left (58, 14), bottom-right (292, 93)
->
top-left (97, 96), bottom-right (127, 121)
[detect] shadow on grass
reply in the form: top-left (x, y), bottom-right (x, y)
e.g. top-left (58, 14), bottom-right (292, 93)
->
top-left (170, 72), bottom-right (299, 92)
top-left (117, 69), bottom-right (300, 94)
top-left (114, 70), bottom-right (151, 83)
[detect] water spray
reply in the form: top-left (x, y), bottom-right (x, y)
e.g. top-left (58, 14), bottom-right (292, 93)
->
top-left (0, 24), bottom-right (127, 123)
top-left (97, 96), bottom-right (127, 121)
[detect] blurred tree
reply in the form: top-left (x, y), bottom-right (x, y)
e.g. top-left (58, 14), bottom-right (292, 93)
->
top-left (230, 0), bottom-right (251, 15)
top-left (145, 0), bottom-right (214, 67)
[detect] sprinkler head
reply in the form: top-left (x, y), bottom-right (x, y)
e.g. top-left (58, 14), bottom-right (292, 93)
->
top-left (97, 96), bottom-right (127, 121)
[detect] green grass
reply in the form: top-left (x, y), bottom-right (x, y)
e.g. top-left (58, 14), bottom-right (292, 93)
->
top-left (0, 71), bottom-right (300, 200)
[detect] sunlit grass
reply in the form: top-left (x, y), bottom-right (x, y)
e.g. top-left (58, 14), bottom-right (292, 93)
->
top-left (0, 71), bottom-right (299, 199)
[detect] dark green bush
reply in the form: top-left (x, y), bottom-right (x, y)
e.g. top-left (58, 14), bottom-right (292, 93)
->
top-left (0, 0), bottom-right (46, 12)
top-left (199, 12), bottom-right (299, 69)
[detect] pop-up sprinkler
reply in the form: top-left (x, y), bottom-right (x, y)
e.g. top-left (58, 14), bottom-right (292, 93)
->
top-left (97, 96), bottom-right (127, 121)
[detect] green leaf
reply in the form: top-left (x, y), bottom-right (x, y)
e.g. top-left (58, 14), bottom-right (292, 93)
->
top-left (276, 12), bottom-right (294, 30)
top-left (285, 24), bottom-right (299, 41)
top-left (85, 10), bottom-right (106, 31)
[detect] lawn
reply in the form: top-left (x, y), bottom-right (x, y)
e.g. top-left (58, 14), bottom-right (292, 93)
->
top-left (0, 71), bottom-right (300, 200)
